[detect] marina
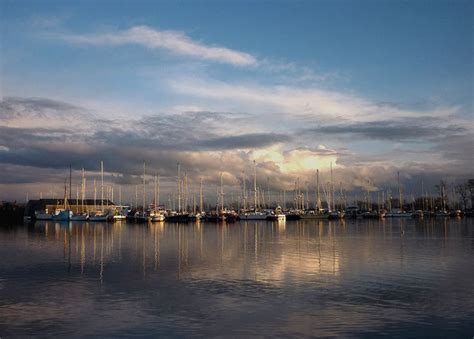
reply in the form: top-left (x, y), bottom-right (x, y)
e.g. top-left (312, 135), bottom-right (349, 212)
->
top-left (17, 161), bottom-right (474, 224)
top-left (1, 1), bottom-right (472, 336)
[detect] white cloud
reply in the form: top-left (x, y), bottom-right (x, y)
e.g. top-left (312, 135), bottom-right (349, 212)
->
top-left (170, 78), bottom-right (463, 124)
top-left (62, 25), bottom-right (257, 67)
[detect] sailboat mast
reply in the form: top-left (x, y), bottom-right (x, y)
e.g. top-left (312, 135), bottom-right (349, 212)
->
top-left (253, 160), bottom-right (257, 210)
top-left (398, 171), bottom-right (402, 210)
top-left (100, 160), bottom-right (104, 211)
top-left (316, 169), bottom-right (320, 210)
top-left (199, 177), bottom-right (203, 213)
top-left (154, 174), bottom-right (157, 210)
top-left (143, 161), bottom-right (146, 212)
top-left (157, 175), bottom-right (160, 208)
top-left (243, 171), bottom-right (247, 210)
top-left (135, 185), bottom-right (138, 210)
top-left (64, 179), bottom-right (68, 209)
top-left (267, 176), bottom-right (270, 209)
top-left (296, 177), bottom-right (300, 210)
top-left (177, 163), bottom-right (181, 213)
top-left (220, 172), bottom-right (224, 212)
top-left (93, 178), bottom-right (97, 211)
top-left (305, 182), bottom-right (309, 210)
top-left (81, 168), bottom-right (85, 213)
top-left (184, 173), bottom-right (188, 213)
top-left (330, 163), bottom-right (335, 211)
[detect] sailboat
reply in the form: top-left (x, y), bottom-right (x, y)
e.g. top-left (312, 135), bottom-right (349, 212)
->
top-left (300, 169), bottom-right (329, 219)
top-left (150, 175), bottom-right (165, 222)
top-left (385, 172), bottom-right (412, 218)
top-left (203, 177), bottom-right (227, 222)
top-left (266, 206), bottom-right (286, 221)
top-left (434, 181), bottom-right (450, 217)
top-left (134, 161), bottom-right (149, 223)
top-left (89, 161), bottom-right (109, 222)
top-left (71, 168), bottom-right (89, 221)
top-left (327, 163), bottom-right (344, 219)
top-left (188, 190), bottom-right (202, 221)
top-left (52, 180), bottom-right (73, 221)
top-left (113, 186), bottom-right (128, 221)
top-left (166, 163), bottom-right (190, 222)
top-left (239, 161), bottom-right (268, 220)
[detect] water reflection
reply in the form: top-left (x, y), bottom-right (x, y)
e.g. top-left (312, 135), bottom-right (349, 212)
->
top-left (25, 218), bottom-right (474, 283)
top-left (0, 218), bottom-right (473, 336)
top-left (19, 218), bottom-right (474, 284)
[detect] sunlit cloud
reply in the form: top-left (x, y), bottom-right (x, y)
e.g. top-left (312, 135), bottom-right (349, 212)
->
top-left (169, 78), bottom-right (462, 123)
top-left (1, 96), bottom-right (471, 201)
top-left (61, 25), bottom-right (258, 67)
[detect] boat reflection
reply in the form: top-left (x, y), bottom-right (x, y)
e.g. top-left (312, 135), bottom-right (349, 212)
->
top-left (29, 217), bottom-right (473, 286)
top-left (30, 220), bottom-right (348, 284)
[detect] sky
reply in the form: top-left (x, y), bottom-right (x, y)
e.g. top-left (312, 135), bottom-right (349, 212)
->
top-left (0, 0), bottom-right (473, 203)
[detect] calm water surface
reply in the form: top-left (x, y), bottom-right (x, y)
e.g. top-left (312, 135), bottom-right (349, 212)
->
top-left (0, 218), bottom-right (473, 337)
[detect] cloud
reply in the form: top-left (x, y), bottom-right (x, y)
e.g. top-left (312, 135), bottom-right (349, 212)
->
top-left (62, 25), bottom-right (257, 67)
top-left (169, 78), bottom-right (463, 123)
top-left (304, 120), bottom-right (467, 142)
top-left (0, 97), bottom-right (290, 181)
top-left (0, 96), bottom-right (95, 131)
top-left (433, 134), bottom-right (474, 167)
top-left (1, 96), bottom-right (472, 201)
top-left (197, 133), bottom-right (290, 150)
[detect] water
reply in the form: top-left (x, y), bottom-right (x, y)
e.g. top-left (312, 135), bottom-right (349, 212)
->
top-left (0, 218), bottom-right (473, 337)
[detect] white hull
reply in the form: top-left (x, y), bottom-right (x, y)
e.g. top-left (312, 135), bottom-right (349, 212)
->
top-left (150, 215), bottom-right (165, 222)
top-left (113, 215), bottom-right (127, 220)
top-left (267, 214), bottom-right (286, 221)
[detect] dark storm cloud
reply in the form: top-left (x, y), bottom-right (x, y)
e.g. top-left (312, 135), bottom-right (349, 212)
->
top-left (90, 110), bottom-right (267, 152)
top-left (304, 120), bottom-right (466, 142)
top-left (197, 133), bottom-right (290, 150)
top-left (0, 126), bottom-right (71, 145)
top-left (0, 164), bottom-right (68, 184)
top-left (0, 97), bottom-right (290, 183)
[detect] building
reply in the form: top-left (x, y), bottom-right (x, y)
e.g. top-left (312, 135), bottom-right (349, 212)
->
top-left (24, 199), bottom-right (115, 218)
